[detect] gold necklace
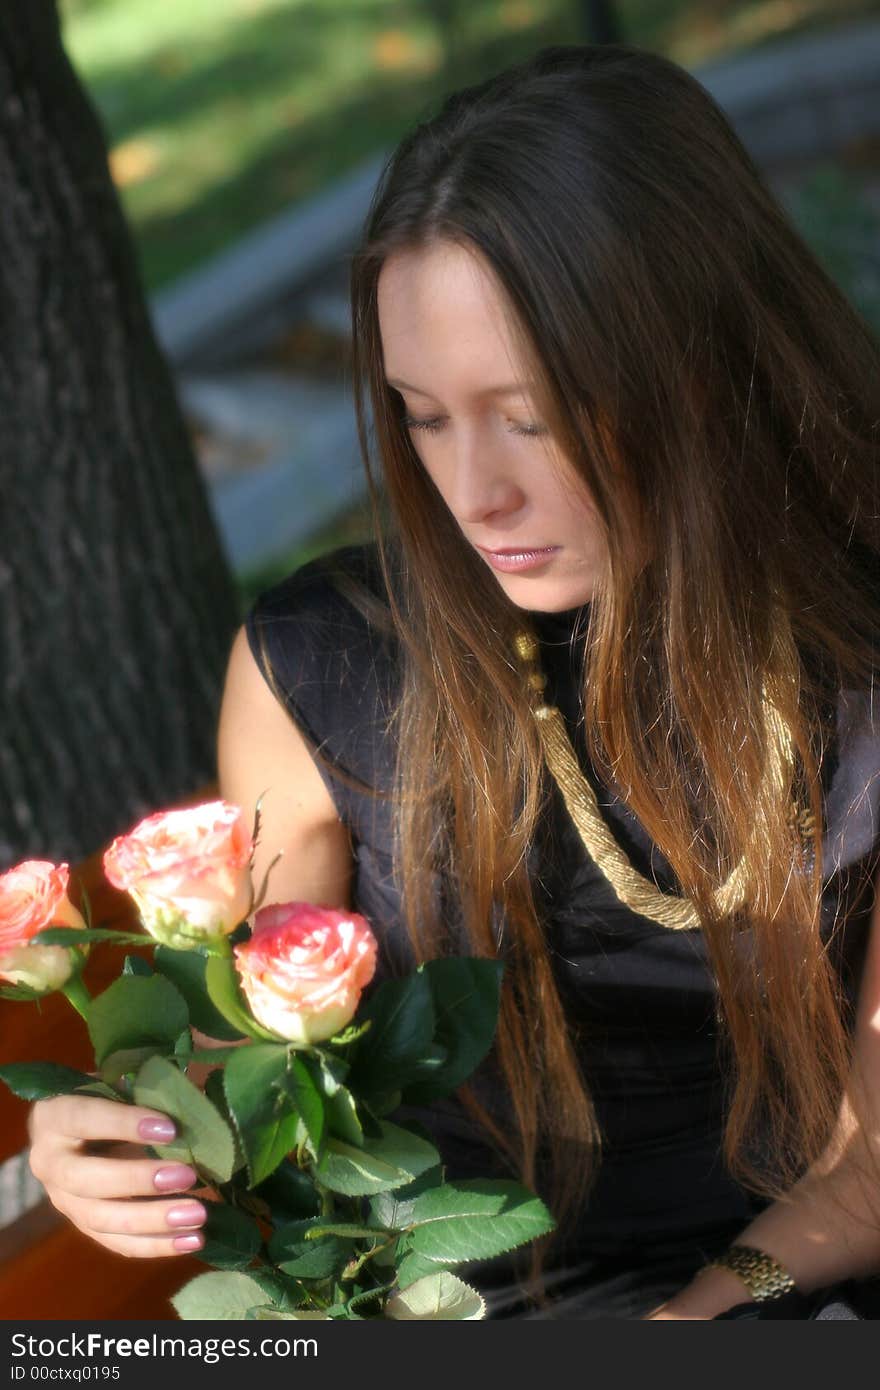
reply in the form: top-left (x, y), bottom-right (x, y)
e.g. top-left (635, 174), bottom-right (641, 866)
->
top-left (514, 631), bottom-right (798, 932)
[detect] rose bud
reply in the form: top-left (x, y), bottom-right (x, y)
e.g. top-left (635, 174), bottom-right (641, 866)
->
top-left (103, 800), bottom-right (254, 950)
top-left (0, 860), bottom-right (85, 994)
top-left (234, 902), bottom-right (378, 1044)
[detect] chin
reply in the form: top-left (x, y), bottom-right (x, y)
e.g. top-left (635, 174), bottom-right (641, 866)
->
top-left (505, 589), bottom-right (595, 614)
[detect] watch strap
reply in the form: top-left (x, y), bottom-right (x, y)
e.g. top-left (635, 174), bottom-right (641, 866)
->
top-left (706, 1243), bottom-right (797, 1301)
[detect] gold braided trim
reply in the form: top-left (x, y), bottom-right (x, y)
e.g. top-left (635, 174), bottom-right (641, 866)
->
top-left (514, 631), bottom-right (796, 933)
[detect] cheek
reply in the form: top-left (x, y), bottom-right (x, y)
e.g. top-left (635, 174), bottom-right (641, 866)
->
top-left (544, 458), bottom-right (599, 526)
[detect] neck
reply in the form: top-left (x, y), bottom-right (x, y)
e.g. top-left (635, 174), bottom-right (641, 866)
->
top-left (529, 601), bottom-right (591, 646)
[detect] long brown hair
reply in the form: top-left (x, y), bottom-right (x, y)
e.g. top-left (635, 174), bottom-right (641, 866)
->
top-left (348, 44), bottom-right (880, 1290)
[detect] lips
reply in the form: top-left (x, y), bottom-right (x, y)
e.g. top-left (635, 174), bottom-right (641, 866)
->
top-left (475, 545), bottom-right (561, 574)
top-left (477, 545), bottom-right (556, 556)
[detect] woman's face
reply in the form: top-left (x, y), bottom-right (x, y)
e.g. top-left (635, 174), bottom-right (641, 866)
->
top-left (377, 240), bottom-right (607, 611)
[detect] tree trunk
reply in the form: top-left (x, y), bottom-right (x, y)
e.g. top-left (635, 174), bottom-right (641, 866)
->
top-left (0, 0), bottom-right (240, 868)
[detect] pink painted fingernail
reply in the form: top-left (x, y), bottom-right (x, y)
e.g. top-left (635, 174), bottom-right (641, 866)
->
top-left (173, 1233), bottom-right (204, 1253)
top-left (153, 1164), bottom-right (197, 1193)
top-left (166, 1203), bottom-right (207, 1229)
top-left (138, 1117), bottom-right (176, 1142)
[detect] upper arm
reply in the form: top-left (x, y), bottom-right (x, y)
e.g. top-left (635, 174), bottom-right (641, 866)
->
top-left (217, 625), bottom-right (354, 913)
top-left (838, 861), bottom-right (880, 1156)
top-left (856, 863), bottom-right (880, 1052)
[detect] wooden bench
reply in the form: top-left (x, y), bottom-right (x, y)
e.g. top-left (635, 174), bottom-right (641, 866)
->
top-left (0, 786), bottom-right (218, 1319)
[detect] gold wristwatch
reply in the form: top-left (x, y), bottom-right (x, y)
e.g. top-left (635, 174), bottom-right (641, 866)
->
top-left (706, 1244), bottom-right (797, 1301)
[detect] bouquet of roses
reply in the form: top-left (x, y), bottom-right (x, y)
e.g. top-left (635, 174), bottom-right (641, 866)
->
top-left (0, 799), bottom-right (554, 1321)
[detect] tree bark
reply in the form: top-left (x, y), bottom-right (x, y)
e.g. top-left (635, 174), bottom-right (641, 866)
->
top-left (0, 0), bottom-right (240, 868)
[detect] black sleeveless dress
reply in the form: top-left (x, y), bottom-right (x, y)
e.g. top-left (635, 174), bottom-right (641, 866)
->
top-left (244, 541), bottom-right (880, 1318)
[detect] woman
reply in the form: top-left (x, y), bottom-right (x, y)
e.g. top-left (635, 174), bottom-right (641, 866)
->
top-left (27, 44), bottom-right (880, 1318)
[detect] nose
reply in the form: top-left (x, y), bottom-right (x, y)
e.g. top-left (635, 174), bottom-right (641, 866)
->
top-left (443, 426), bottom-right (526, 525)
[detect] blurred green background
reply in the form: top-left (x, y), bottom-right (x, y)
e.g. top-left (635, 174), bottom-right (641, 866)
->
top-left (60, 0), bottom-right (880, 290)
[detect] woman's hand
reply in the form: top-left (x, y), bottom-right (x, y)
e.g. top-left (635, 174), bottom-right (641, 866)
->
top-left (27, 1094), bottom-right (208, 1258)
top-left (641, 1265), bottom-right (755, 1319)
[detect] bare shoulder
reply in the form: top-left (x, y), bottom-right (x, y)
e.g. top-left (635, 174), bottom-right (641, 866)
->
top-left (217, 625), bottom-right (353, 911)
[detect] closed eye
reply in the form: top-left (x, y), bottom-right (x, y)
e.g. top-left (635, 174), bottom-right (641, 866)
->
top-left (402, 414), bottom-right (445, 434)
top-left (401, 414), bottom-right (548, 438)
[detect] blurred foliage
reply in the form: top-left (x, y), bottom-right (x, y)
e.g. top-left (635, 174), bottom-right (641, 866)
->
top-left (60, 0), bottom-right (579, 289)
top-left (59, 0), bottom-right (880, 290)
top-left (782, 162), bottom-right (880, 338)
top-left (234, 493), bottom-right (378, 618)
top-left (617, 0), bottom-right (879, 67)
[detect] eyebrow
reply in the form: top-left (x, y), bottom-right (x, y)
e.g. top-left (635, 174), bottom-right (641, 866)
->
top-left (385, 377), bottom-right (534, 398)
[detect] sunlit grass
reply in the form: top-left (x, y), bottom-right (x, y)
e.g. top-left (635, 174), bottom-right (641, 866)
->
top-left (61, 0), bottom-right (577, 287)
top-left (63, 0), bottom-right (296, 72)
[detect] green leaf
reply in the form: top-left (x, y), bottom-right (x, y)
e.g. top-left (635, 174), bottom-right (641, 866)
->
top-left (368, 1164), bottom-right (445, 1232)
top-left (0, 1062), bottom-right (97, 1101)
top-left (32, 927), bottom-right (151, 948)
top-left (305, 1223), bottom-right (389, 1240)
top-left (122, 955), bottom-right (154, 977)
top-left (171, 1271), bottom-right (269, 1321)
top-left (88, 975), bottom-right (189, 1067)
top-left (347, 972), bottom-right (435, 1093)
top-left (246, 1267), bottom-right (304, 1310)
top-left (224, 1044), bottom-right (304, 1186)
top-left (361, 1089), bottom-right (403, 1119)
top-left (403, 1043), bottom-right (447, 1077)
top-left (246, 1306), bottom-right (331, 1320)
top-left (372, 1238), bottom-right (401, 1269)
top-left (0, 983), bottom-right (48, 1003)
top-left (324, 1085), bottom-right (362, 1148)
top-left (315, 1121), bottom-right (440, 1198)
top-left (280, 1057), bottom-right (324, 1157)
top-left (133, 1055), bottom-right (236, 1183)
top-left (402, 959), bottom-right (504, 1103)
top-left (386, 1271), bottom-right (486, 1319)
top-left (310, 1052), bottom-right (349, 1095)
top-left (268, 1218), bottom-right (354, 1280)
top-left (101, 1046), bottom-right (166, 1084)
top-left (250, 1160), bottom-right (320, 1224)
top-left (200, 1203), bottom-right (263, 1270)
top-left (75, 1080), bottom-right (126, 1101)
top-left (325, 1019), bottom-right (372, 1048)
top-left (204, 954), bottom-right (282, 1041)
top-left (346, 1281), bottom-right (396, 1314)
top-left (395, 1249), bottom-right (445, 1290)
top-left (203, 1070), bottom-right (247, 1175)
top-left (407, 1179), bottom-right (555, 1264)
top-left (76, 882), bottom-right (93, 929)
top-left (154, 946), bottom-right (245, 1041)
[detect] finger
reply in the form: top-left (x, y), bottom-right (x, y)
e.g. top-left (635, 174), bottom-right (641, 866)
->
top-left (68, 1227), bottom-right (207, 1260)
top-left (62, 1194), bottom-right (209, 1240)
top-left (30, 1094), bottom-right (177, 1147)
top-left (48, 1154), bottom-right (199, 1201)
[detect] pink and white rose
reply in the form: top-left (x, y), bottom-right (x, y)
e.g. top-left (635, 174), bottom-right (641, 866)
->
top-left (234, 902), bottom-right (378, 1044)
top-left (103, 800), bottom-right (254, 949)
top-left (0, 860), bottom-right (85, 992)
